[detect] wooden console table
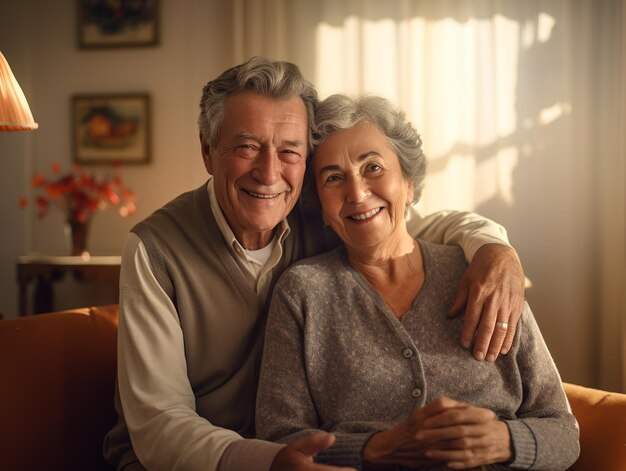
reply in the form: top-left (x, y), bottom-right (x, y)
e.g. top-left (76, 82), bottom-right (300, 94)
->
top-left (16, 254), bottom-right (121, 316)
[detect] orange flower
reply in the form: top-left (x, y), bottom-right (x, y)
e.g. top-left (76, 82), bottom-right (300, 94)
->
top-left (121, 188), bottom-right (137, 201)
top-left (46, 183), bottom-right (64, 198)
top-left (35, 196), bottom-right (49, 208)
top-left (19, 163), bottom-right (137, 222)
top-left (32, 174), bottom-right (46, 188)
top-left (118, 201), bottom-right (136, 217)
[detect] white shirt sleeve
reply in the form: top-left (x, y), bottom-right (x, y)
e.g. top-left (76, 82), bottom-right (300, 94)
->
top-left (117, 233), bottom-right (282, 471)
top-left (405, 206), bottom-right (512, 262)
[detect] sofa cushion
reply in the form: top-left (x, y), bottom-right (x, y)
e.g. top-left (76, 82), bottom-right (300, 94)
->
top-left (0, 305), bottom-right (119, 471)
top-left (563, 382), bottom-right (626, 471)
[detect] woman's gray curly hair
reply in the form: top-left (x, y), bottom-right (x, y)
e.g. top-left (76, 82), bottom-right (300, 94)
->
top-left (303, 94), bottom-right (427, 213)
top-left (198, 56), bottom-right (318, 153)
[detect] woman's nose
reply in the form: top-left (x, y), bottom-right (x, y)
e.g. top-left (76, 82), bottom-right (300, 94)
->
top-left (346, 176), bottom-right (370, 203)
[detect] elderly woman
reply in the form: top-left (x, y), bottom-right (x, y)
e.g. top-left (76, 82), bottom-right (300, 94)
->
top-left (255, 94), bottom-right (579, 470)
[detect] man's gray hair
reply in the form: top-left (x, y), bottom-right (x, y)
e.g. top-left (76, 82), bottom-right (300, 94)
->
top-left (304, 94), bottom-right (426, 211)
top-left (198, 56), bottom-right (318, 152)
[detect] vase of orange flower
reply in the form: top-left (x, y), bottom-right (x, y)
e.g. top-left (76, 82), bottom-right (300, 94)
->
top-left (66, 217), bottom-right (90, 256)
top-left (20, 162), bottom-right (136, 256)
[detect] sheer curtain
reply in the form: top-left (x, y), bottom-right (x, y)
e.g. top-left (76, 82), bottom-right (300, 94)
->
top-left (232, 0), bottom-right (626, 392)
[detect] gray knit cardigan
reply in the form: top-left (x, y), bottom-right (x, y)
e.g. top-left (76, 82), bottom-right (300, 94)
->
top-left (256, 241), bottom-right (579, 470)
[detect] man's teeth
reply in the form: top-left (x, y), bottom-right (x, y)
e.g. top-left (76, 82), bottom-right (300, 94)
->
top-left (246, 190), bottom-right (279, 199)
top-left (350, 207), bottom-right (382, 221)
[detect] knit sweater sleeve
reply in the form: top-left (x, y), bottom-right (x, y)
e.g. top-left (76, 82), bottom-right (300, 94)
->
top-left (405, 206), bottom-right (511, 261)
top-left (503, 304), bottom-right (580, 470)
top-left (256, 266), bottom-right (373, 469)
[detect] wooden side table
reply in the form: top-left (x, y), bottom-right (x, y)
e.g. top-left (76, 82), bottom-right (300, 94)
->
top-left (16, 254), bottom-right (121, 316)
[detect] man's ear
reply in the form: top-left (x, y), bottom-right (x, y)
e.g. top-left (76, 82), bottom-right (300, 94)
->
top-left (322, 211), bottom-right (331, 227)
top-left (200, 133), bottom-right (213, 174)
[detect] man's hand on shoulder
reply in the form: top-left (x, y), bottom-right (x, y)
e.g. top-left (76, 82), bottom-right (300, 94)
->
top-left (448, 244), bottom-right (525, 362)
top-left (270, 433), bottom-right (356, 471)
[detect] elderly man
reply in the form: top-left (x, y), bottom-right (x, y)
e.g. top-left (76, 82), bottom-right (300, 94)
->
top-left (104, 57), bottom-right (525, 471)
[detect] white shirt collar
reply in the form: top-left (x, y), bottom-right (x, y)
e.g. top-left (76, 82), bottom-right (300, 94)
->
top-left (206, 176), bottom-right (290, 264)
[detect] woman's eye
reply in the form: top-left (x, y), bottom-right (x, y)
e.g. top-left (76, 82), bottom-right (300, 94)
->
top-left (325, 174), bottom-right (341, 184)
top-left (366, 163), bottom-right (382, 174)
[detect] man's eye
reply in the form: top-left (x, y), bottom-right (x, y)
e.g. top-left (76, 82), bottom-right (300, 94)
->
top-left (236, 145), bottom-right (258, 158)
top-left (279, 150), bottom-right (302, 164)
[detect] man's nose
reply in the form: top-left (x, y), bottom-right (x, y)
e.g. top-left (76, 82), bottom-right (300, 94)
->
top-left (253, 148), bottom-right (280, 185)
top-left (346, 176), bottom-right (370, 203)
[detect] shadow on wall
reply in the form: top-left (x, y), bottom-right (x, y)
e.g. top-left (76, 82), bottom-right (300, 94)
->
top-left (472, 14), bottom-right (598, 385)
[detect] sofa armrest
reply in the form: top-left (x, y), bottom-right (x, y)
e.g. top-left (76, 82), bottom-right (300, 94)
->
top-left (0, 305), bottom-right (119, 471)
top-left (563, 382), bottom-right (626, 471)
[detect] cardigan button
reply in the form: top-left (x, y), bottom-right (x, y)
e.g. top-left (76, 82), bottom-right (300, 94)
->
top-left (411, 388), bottom-right (422, 398)
top-left (402, 348), bottom-right (414, 358)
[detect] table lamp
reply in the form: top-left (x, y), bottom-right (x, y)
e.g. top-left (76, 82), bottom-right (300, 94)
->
top-left (1, 51), bottom-right (37, 318)
top-left (0, 51), bottom-right (38, 131)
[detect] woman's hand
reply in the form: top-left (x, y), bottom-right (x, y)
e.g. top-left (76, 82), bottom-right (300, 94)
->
top-left (361, 398), bottom-right (455, 469)
top-left (362, 397), bottom-right (511, 470)
top-left (418, 397), bottom-right (512, 469)
top-left (448, 243), bottom-right (525, 362)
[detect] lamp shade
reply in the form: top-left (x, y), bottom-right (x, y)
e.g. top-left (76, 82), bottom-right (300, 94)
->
top-left (0, 51), bottom-right (38, 131)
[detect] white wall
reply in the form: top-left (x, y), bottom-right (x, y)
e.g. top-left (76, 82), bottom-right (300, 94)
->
top-left (0, 0), bottom-right (234, 316)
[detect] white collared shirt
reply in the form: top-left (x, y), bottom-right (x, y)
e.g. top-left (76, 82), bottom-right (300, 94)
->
top-left (206, 177), bottom-right (290, 303)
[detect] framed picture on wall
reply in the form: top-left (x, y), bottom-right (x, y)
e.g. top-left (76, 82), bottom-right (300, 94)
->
top-left (77, 0), bottom-right (159, 49)
top-left (72, 94), bottom-right (151, 165)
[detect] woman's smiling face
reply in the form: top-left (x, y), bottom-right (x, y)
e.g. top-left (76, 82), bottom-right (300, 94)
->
top-left (313, 121), bottom-right (414, 252)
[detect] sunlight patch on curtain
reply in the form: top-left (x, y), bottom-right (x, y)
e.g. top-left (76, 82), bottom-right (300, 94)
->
top-left (314, 13), bottom-right (529, 214)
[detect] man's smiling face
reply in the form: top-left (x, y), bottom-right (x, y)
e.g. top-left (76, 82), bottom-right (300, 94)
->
top-left (202, 90), bottom-right (309, 250)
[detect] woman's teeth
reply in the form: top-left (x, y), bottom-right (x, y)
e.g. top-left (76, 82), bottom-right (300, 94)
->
top-left (350, 207), bottom-right (381, 221)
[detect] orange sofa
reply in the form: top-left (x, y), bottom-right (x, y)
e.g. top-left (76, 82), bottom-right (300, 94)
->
top-left (563, 382), bottom-right (626, 470)
top-left (0, 305), bottom-right (118, 471)
top-left (0, 305), bottom-right (624, 470)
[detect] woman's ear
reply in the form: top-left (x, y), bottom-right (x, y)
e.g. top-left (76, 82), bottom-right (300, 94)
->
top-left (406, 181), bottom-right (415, 206)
